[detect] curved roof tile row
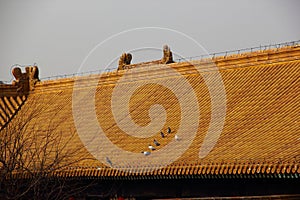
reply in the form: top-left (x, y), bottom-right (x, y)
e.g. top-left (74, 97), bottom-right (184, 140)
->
top-left (11, 161), bottom-right (300, 179)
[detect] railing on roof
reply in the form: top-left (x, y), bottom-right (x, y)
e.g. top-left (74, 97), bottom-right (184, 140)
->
top-left (2, 40), bottom-right (299, 83)
top-left (40, 68), bottom-right (116, 81)
top-left (176, 39), bottom-right (300, 62)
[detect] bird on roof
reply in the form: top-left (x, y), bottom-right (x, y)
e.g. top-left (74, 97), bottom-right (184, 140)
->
top-left (167, 127), bottom-right (171, 134)
top-left (141, 151), bottom-right (151, 156)
top-left (148, 144), bottom-right (156, 151)
top-left (175, 134), bottom-right (180, 141)
top-left (153, 139), bottom-right (160, 146)
top-left (106, 156), bottom-right (113, 166)
top-left (161, 131), bottom-right (165, 138)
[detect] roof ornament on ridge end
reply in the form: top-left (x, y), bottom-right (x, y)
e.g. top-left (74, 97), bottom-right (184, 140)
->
top-left (161, 44), bottom-right (174, 64)
top-left (117, 45), bottom-right (174, 70)
top-left (117, 53), bottom-right (132, 70)
top-left (12, 65), bottom-right (40, 93)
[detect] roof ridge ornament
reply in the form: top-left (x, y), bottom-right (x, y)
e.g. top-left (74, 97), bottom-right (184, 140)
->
top-left (117, 45), bottom-right (174, 70)
top-left (118, 53), bottom-right (132, 70)
top-left (161, 44), bottom-right (174, 64)
top-left (12, 65), bottom-right (40, 93)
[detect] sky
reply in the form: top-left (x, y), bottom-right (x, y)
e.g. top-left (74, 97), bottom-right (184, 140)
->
top-left (0, 0), bottom-right (299, 82)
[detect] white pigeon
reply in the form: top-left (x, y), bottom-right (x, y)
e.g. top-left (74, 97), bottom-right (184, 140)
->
top-left (141, 151), bottom-right (151, 156)
top-left (175, 134), bottom-right (180, 141)
top-left (148, 145), bottom-right (156, 151)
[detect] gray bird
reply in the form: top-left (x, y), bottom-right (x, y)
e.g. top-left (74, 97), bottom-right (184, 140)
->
top-left (154, 139), bottom-right (160, 146)
top-left (167, 127), bottom-right (171, 134)
top-left (161, 132), bottom-right (165, 138)
top-left (106, 156), bottom-right (112, 166)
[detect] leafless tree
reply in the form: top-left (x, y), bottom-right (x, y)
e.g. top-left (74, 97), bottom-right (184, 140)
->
top-left (0, 97), bottom-right (95, 200)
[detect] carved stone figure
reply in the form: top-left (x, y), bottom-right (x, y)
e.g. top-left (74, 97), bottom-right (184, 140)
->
top-left (12, 67), bottom-right (23, 82)
top-left (118, 53), bottom-right (132, 70)
top-left (27, 66), bottom-right (39, 91)
top-left (12, 65), bottom-right (39, 92)
top-left (12, 67), bottom-right (27, 92)
top-left (161, 45), bottom-right (174, 64)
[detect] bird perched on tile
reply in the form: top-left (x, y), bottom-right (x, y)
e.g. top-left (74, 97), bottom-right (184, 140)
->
top-left (175, 134), bottom-right (180, 141)
top-left (153, 139), bottom-right (160, 146)
top-left (167, 127), bottom-right (171, 134)
top-left (161, 132), bottom-right (165, 138)
top-left (141, 151), bottom-right (151, 156)
top-left (148, 144), bottom-right (156, 151)
top-left (106, 156), bottom-right (113, 166)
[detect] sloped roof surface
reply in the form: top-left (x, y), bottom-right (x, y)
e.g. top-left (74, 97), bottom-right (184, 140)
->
top-left (1, 45), bottom-right (300, 178)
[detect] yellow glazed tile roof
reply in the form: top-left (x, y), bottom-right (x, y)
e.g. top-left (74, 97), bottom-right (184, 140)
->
top-left (0, 95), bottom-right (27, 129)
top-left (1, 45), bottom-right (300, 179)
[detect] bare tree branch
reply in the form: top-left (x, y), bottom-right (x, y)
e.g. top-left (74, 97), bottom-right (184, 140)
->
top-left (0, 96), bottom-right (96, 199)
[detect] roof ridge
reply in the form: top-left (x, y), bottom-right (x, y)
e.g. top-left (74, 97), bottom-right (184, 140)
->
top-left (38, 40), bottom-right (300, 81)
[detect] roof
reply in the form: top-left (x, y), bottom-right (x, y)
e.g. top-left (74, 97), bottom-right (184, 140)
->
top-left (1, 44), bottom-right (300, 179)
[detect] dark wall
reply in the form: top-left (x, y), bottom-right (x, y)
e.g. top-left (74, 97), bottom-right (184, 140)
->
top-left (81, 177), bottom-right (300, 199)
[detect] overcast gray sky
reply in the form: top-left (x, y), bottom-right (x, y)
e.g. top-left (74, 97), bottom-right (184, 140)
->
top-left (0, 0), bottom-right (299, 82)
